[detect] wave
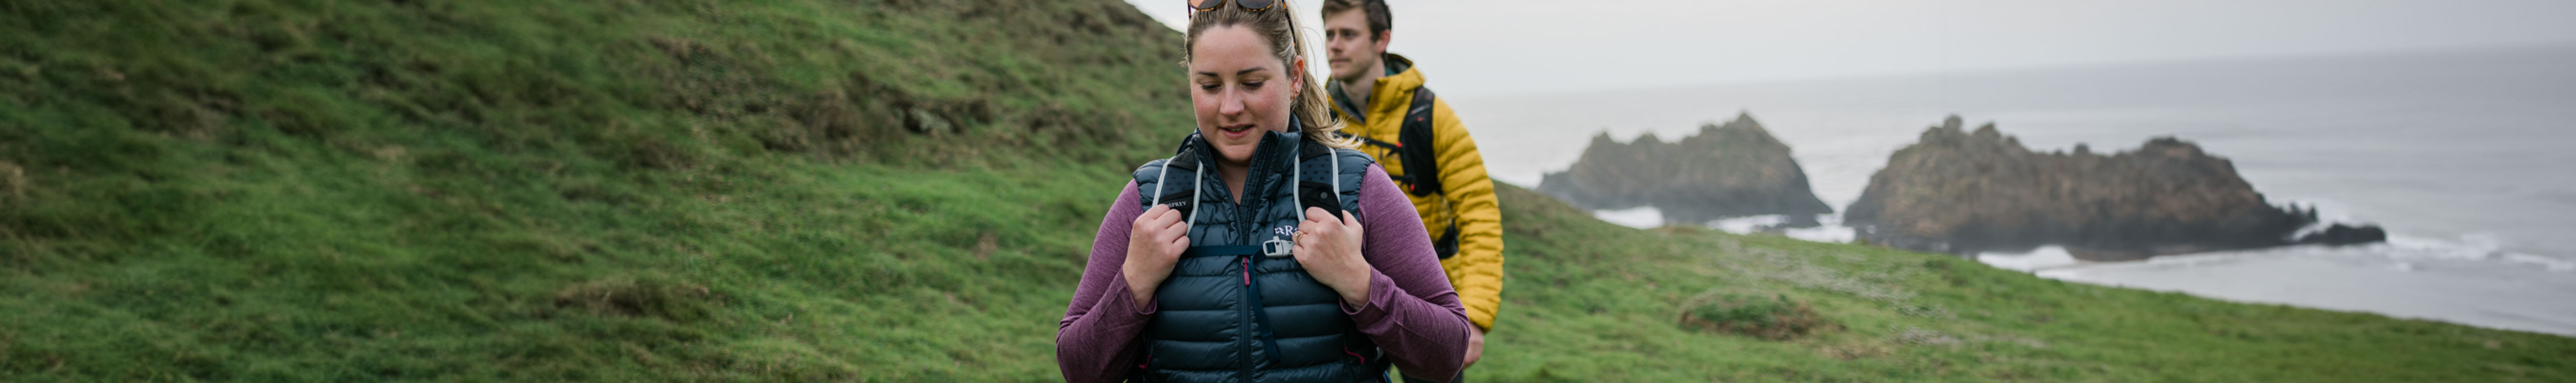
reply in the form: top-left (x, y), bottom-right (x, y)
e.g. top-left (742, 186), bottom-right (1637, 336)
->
top-left (1590, 206), bottom-right (1666, 229)
top-left (1602, 199), bottom-right (2572, 274)
top-left (2384, 233), bottom-right (2576, 272)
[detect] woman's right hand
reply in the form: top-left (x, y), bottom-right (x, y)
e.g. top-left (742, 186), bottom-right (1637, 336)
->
top-left (1123, 203), bottom-right (1190, 310)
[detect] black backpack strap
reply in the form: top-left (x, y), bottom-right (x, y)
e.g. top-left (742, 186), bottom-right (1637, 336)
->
top-left (1297, 140), bottom-right (1376, 221)
top-left (1152, 150), bottom-right (1201, 205)
top-left (1398, 88), bottom-right (1463, 259)
top-left (1325, 87), bottom-right (1459, 258)
top-left (1395, 87), bottom-right (1441, 197)
top-left (1433, 220), bottom-right (1460, 259)
top-left (1134, 142), bottom-right (1203, 226)
top-left (1329, 87), bottom-right (1443, 195)
top-left (1295, 139), bottom-right (1348, 221)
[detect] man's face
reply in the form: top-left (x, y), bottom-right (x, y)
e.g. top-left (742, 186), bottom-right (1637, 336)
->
top-left (1321, 8), bottom-right (1387, 83)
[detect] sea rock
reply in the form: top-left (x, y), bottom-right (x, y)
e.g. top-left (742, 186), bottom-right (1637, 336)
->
top-left (1537, 112), bottom-right (1833, 226)
top-left (1843, 115), bottom-right (2385, 260)
top-left (2297, 224), bottom-right (2388, 246)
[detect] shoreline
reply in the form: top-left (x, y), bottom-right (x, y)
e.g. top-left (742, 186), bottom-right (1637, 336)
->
top-left (1591, 208), bottom-right (2576, 338)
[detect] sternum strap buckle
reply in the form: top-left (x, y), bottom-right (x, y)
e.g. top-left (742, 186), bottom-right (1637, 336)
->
top-left (1261, 237), bottom-right (1295, 258)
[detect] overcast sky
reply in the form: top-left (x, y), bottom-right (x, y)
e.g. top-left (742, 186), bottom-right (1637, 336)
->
top-left (1125, 0), bottom-right (2576, 98)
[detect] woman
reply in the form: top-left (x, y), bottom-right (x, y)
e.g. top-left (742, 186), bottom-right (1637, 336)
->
top-left (1055, 1), bottom-right (1471, 382)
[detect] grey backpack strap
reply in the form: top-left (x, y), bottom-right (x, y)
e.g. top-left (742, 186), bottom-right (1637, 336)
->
top-left (1152, 157), bottom-right (1174, 209)
top-left (1330, 145), bottom-right (1343, 207)
top-left (1186, 158), bottom-right (1202, 229)
top-left (1147, 153), bottom-right (1204, 231)
top-left (1264, 141), bottom-right (1302, 258)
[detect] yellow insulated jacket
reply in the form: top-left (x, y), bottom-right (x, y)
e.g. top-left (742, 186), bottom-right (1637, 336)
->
top-left (1328, 54), bottom-right (1505, 331)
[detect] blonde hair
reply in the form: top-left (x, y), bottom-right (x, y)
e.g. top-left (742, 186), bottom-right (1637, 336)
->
top-left (1182, 2), bottom-right (1358, 149)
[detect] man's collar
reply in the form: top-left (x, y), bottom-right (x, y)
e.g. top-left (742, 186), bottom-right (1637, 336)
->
top-left (1382, 53), bottom-right (1410, 77)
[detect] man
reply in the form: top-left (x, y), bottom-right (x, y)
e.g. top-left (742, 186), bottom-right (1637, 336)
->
top-left (1321, 1), bottom-right (1504, 381)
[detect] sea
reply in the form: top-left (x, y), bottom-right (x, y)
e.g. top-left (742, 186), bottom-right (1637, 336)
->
top-left (1448, 43), bottom-right (2576, 337)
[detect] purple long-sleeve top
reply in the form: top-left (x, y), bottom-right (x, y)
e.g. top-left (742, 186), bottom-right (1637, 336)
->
top-left (1056, 164), bottom-right (1471, 382)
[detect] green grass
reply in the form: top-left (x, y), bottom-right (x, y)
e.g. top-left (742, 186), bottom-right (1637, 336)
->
top-left (3, 0), bottom-right (2570, 381)
top-left (1477, 184), bottom-right (2574, 381)
top-left (3, 0), bottom-right (1172, 380)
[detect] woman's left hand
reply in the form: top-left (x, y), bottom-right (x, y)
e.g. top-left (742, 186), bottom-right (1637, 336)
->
top-left (1293, 207), bottom-right (1372, 305)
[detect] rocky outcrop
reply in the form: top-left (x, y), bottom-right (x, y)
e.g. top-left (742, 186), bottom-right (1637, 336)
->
top-left (2301, 224), bottom-right (2388, 246)
top-left (1537, 113), bottom-right (1833, 226)
top-left (1844, 116), bottom-right (2384, 260)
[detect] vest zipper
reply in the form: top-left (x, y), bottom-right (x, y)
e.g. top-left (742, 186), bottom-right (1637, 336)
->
top-left (1234, 143), bottom-right (1268, 382)
top-left (1240, 254), bottom-right (1255, 382)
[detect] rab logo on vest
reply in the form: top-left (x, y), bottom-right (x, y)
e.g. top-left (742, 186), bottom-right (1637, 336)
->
top-left (1261, 226), bottom-right (1298, 258)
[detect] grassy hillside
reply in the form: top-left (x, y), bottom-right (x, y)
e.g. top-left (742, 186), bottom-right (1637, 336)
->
top-left (3, 0), bottom-right (2570, 381)
top-left (1478, 183), bottom-right (2572, 381)
top-left (3, 0), bottom-right (1178, 380)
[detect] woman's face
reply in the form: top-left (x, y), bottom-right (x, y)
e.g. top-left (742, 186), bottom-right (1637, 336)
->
top-left (1188, 26), bottom-right (1302, 166)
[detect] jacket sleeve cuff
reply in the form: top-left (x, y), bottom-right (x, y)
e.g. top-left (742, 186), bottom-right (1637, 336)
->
top-left (1339, 269), bottom-right (1399, 319)
top-left (1100, 285), bottom-right (1159, 320)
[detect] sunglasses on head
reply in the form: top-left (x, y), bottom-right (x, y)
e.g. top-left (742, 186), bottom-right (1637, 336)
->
top-left (1188, 0), bottom-right (1276, 13)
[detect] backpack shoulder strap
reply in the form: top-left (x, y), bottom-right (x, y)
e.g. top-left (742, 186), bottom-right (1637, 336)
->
top-left (1395, 86), bottom-right (1442, 197)
top-left (1397, 88), bottom-right (1463, 258)
top-left (1296, 140), bottom-right (1375, 219)
top-left (1131, 149), bottom-right (1203, 219)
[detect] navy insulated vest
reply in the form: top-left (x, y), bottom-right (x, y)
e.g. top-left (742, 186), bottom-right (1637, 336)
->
top-left (1128, 131), bottom-right (1385, 382)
